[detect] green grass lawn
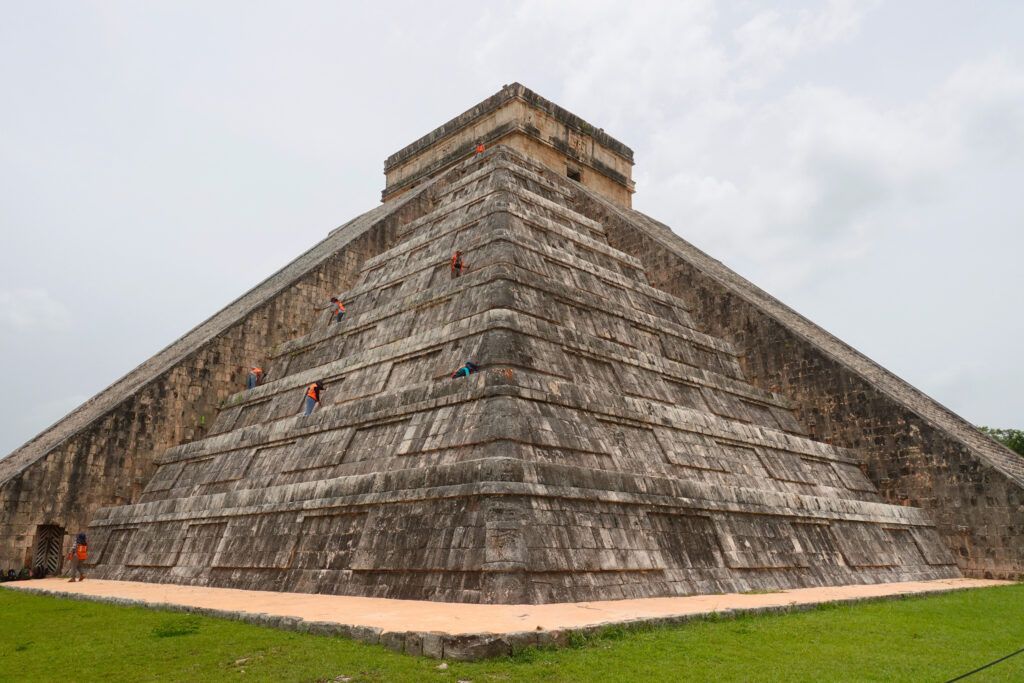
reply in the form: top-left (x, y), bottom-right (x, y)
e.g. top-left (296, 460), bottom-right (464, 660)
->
top-left (1, 584), bottom-right (1022, 682)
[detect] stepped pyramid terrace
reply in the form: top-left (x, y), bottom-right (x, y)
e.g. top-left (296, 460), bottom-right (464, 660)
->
top-left (3, 85), bottom-right (1022, 604)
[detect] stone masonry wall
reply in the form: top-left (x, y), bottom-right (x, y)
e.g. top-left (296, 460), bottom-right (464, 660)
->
top-left (0, 186), bottom-right (438, 573)
top-left (86, 150), bottom-right (958, 603)
top-left (383, 84), bottom-right (634, 206)
top-left (571, 189), bottom-right (1024, 581)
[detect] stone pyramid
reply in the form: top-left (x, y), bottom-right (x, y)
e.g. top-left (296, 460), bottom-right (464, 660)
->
top-left (87, 138), bottom-right (959, 602)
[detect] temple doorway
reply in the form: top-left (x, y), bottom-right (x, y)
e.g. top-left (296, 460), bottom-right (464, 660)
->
top-left (33, 524), bottom-right (66, 577)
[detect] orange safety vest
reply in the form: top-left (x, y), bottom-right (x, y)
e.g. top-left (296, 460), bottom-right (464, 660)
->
top-left (476, 144), bottom-right (485, 154)
top-left (305, 383), bottom-right (321, 401)
top-left (76, 544), bottom-right (87, 561)
top-left (251, 367), bottom-right (263, 375)
top-left (334, 301), bottom-right (345, 314)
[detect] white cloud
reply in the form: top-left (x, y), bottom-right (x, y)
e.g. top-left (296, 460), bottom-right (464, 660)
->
top-left (639, 50), bottom-right (1024, 295)
top-left (471, 0), bottom-right (730, 130)
top-left (0, 289), bottom-right (71, 333)
top-left (939, 54), bottom-right (1024, 163)
top-left (732, 0), bottom-right (872, 87)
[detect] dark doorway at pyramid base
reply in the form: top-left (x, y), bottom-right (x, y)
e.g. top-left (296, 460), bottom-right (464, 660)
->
top-left (32, 524), bottom-right (65, 578)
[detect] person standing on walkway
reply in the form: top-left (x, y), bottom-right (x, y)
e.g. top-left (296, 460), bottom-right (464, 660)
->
top-left (330, 297), bottom-right (345, 324)
top-left (302, 380), bottom-right (325, 416)
top-left (66, 533), bottom-right (87, 582)
top-left (451, 250), bottom-right (465, 279)
top-left (246, 367), bottom-right (264, 390)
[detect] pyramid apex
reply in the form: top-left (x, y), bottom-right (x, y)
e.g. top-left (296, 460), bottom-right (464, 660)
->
top-left (383, 84), bottom-right (635, 206)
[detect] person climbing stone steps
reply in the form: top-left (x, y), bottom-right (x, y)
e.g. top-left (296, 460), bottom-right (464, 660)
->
top-left (246, 367), bottom-right (264, 390)
top-left (302, 380), bottom-right (325, 416)
top-left (330, 297), bottom-right (345, 324)
top-left (451, 361), bottom-right (478, 379)
top-left (450, 250), bottom-right (466, 279)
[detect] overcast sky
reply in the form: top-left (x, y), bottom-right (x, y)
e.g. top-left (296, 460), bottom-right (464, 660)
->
top-left (1, 1), bottom-right (1021, 457)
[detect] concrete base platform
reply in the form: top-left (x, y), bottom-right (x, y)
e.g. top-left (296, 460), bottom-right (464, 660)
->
top-left (3, 577), bottom-right (1010, 661)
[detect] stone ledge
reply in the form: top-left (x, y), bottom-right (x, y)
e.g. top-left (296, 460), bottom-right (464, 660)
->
top-left (90, 456), bottom-right (937, 528)
top-left (384, 84), bottom-right (634, 171)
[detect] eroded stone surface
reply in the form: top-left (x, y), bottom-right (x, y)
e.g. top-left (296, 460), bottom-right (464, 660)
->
top-left (4, 85), bottom-right (1021, 594)
top-left (85, 148), bottom-right (960, 602)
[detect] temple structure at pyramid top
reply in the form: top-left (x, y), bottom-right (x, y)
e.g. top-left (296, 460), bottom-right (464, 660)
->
top-left (382, 83), bottom-right (635, 206)
top-left (1, 85), bottom-right (1021, 602)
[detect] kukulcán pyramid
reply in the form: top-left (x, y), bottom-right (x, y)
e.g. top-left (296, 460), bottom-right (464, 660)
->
top-left (83, 86), bottom-right (964, 603)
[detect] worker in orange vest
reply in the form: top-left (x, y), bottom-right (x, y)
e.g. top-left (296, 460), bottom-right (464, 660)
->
top-left (246, 367), bottom-right (264, 390)
top-left (66, 533), bottom-right (87, 582)
top-left (476, 141), bottom-right (485, 154)
top-left (451, 250), bottom-right (465, 279)
top-left (302, 380), bottom-right (325, 416)
top-left (330, 297), bottom-right (345, 324)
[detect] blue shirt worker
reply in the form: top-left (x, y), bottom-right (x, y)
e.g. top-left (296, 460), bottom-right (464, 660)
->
top-left (303, 380), bottom-right (325, 416)
top-left (451, 361), bottom-right (479, 379)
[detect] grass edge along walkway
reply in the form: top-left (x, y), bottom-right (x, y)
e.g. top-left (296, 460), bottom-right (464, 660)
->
top-left (3, 576), bottom-right (1006, 659)
top-left (1, 583), bottom-right (1023, 682)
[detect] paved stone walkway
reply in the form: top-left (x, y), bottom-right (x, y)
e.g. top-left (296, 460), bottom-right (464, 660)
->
top-left (6, 577), bottom-right (1008, 636)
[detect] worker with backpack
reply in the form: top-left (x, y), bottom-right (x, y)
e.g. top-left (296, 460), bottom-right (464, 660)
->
top-left (66, 533), bottom-right (87, 582)
top-left (330, 297), bottom-right (346, 324)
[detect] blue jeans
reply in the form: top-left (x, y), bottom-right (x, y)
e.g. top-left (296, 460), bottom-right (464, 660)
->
top-left (333, 311), bottom-right (345, 324)
top-left (303, 396), bottom-right (317, 416)
top-left (246, 372), bottom-right (258, 389)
